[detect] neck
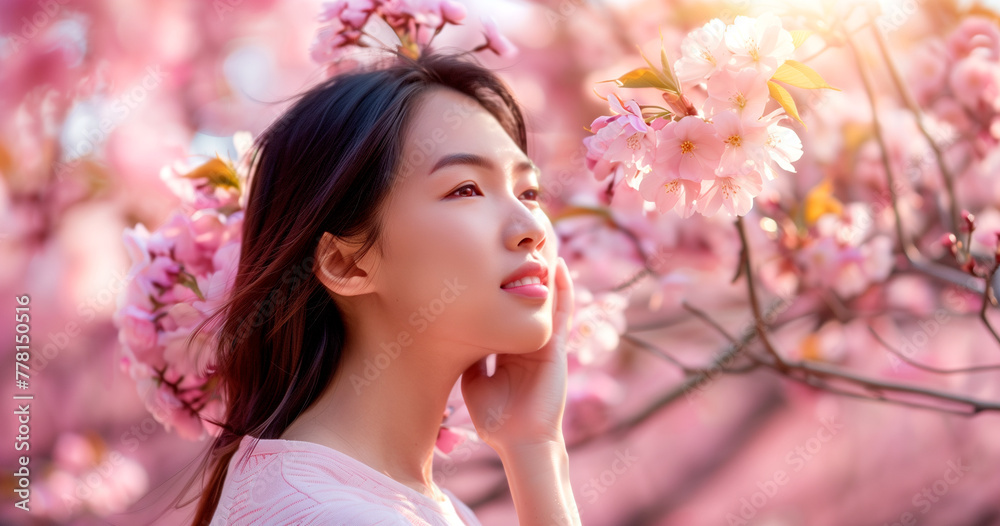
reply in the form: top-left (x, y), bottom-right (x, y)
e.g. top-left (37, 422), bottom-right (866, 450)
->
top-left (280, 328), bottom-right (478, 499)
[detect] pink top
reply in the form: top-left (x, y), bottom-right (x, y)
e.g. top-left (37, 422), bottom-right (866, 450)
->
top-left (210, 435), bottom-right (482, 525)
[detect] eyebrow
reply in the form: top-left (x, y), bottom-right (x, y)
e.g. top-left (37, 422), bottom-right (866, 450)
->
top-left (428, 153), bottom-right (540, 179)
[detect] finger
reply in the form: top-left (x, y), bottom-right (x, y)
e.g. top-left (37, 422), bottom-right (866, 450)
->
top-left (554, 257), bottom-right (575, 335)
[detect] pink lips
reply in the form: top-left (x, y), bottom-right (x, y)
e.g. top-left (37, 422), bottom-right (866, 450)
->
top-left (501, 282), bottom-right (549, 299)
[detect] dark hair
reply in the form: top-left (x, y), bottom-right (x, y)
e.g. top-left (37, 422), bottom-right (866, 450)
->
top-left (180, 50), bottom-right (527, 525)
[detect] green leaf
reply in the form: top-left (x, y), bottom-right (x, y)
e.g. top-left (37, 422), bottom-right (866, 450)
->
top-left (771, 59), bottom-right (839, 90)
top-left (177, 270), bottom-right (206, 301)
top-left (183, 156), bottom-right (241, 191)
top-left (638, 44), bottom-right (678, 93)
top-left (642, 111), bottom-right (673, 123)
top-left (659, 26), bottom-right (679, 92)
top-left (803, 179), bottom-right (843, 225)
top-left (600, 67), bottom-right (671, 90)
top-left (767, 80), bottom-right (805, 128)
top-left (790, 30), bottom-right (813, 49)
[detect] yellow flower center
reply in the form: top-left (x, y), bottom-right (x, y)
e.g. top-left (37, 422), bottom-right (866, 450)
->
top-left (725, 135), bottom-right (742, 147)
top-left (721, 179), bottom-right (738, 199)
top-left (626, 132), bottom-right (643, 150)
top-left (680, 140), bottom-right (695, 154)
top-left (731, 92), bottom-right (746, 109)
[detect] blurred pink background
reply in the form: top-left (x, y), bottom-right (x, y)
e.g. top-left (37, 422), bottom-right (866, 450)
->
top-left (3, 0), bottom-right (1000, 525)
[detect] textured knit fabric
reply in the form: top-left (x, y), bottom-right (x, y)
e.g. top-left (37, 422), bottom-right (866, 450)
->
top-left (210, 435), bottom-right (482, 525)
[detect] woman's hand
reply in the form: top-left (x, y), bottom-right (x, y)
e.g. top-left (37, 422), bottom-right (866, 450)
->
top-left (460, 256), bottom-right (576, 453)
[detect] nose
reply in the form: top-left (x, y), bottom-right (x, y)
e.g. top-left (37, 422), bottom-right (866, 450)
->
top-left (504, 204), bottom-right (548, 252)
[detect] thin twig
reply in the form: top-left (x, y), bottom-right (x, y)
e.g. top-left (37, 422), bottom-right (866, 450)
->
top-left (681, 304), bottom-right (1000, 413)
top-left (842, 24), bottom-right (983, 298)
top-left (682, 301), bottom-right (738, 344)
top-left (843, 29), bottom-right (910, 257)
top-left (621, 334), bottom-right (694, 373)
top-left (565, 320), bottom-right (767, 452)
top-left (622, 332), bottom-right (759, 375)
top-left (760, 358), bottom-right (1000, 414)
top-left (868, 326), bottom-right (1000, 374)
top-left (978, 269), bottom-right (1000, 348)
top-left (735, 216), bottom-right (788, 371)
top-left (789, 374), bottom-right (980, 416)
top-left (867, 11), bottom-right (961, 234)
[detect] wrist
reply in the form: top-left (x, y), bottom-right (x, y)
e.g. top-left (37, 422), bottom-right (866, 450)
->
top-left (494, 435), bottom-right (581, 526)
top-left (493, 434), bottom-right (567, 460)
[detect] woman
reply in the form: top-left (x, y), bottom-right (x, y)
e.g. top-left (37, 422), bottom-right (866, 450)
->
top-left (187, 50), bottom-right (582, 525)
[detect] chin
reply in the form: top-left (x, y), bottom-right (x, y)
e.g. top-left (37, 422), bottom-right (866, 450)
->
top-left (494, 321), bottom-right (553, 354)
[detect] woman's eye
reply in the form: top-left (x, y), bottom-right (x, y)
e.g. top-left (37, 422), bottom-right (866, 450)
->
top-left (450, 184), bottom-right (482, 198)
top-left (447, 184), bottom-right (541, 200)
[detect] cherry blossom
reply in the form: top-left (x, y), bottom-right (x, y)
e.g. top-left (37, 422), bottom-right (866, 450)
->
top-left (712, 110), bottom-right (770, 175)
top-left (763, 115), bottom-right (803, 177)
top-left (704, 67), bottom-right (769, 118)
top-left (651, 115), bottom-right (724, 181)
top-left (697, 168), bottom-right (764, 217)
top-left (481, 15), bottom-right (518, 59)
top-left (584, 95), bottom-right (655, 180)
top-left (947, 16), bottom-right (1000, 61)
top-left (724, 13), bottom-right (795, 76)
top-left (675, 18), bottom-right (731, 85)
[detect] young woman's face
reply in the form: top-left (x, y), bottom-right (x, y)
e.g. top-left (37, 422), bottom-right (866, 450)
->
top-left (371, 87), bottom-right (558, 360)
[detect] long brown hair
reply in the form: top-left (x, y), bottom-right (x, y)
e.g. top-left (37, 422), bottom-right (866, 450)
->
top-left (179, 50), bottom-right (528, 525)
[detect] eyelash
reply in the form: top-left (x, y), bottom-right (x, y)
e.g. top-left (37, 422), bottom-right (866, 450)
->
top-left (450, 183), bottom-right (541, 201)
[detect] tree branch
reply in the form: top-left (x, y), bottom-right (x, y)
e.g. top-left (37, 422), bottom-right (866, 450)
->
top-left (868, 326), bottom-right (1000, 374)
top-left (736, 215), bottom-right (788, 372)
top-left (674, 305), bottom-right (1000, 414)
top-left (867, 10), bottom-right (961, 235)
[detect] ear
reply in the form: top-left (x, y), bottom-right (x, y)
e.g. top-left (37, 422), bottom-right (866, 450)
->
top-left (314, 231), bottom-right (377, 297)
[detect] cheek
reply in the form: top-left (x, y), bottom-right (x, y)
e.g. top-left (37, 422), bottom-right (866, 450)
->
top-left (380, 211), bottom-right (492, 314)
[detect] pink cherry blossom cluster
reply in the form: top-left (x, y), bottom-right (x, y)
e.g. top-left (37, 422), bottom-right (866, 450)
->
top-left (908, 16), bottom-right (1000, 164)
top-left (563, 286), bottom-right (627, 442)
top-left (113, 134), bottom-right (254, 441)
top-left (29, 432), bottom-right (149, 521)
top-left (585, 14), bottom-right (808, 217)
top-left (761, 202), bottom-right (894, 299)
top-left (310, 0), bottom-right (516, 67)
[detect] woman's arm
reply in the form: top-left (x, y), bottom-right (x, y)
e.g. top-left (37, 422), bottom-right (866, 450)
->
top-left (497, 438), bottom-right (581, 526)
top-left (462, 257), bottom-right (581, 524)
